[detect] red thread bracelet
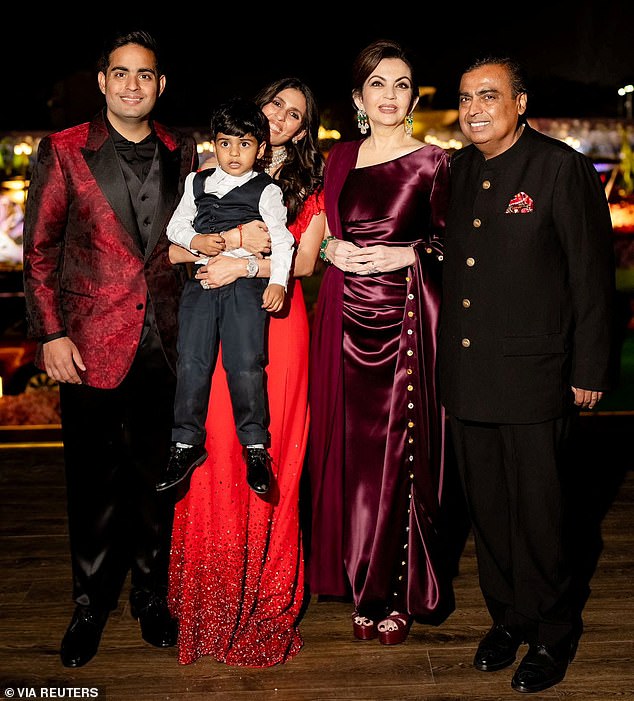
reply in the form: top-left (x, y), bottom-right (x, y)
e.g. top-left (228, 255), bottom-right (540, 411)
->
top-left (238, 224), bottom-right (243, 248)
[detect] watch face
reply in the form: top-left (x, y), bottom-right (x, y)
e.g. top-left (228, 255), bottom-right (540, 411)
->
top-left (247, 259), bottom-right (258, 277)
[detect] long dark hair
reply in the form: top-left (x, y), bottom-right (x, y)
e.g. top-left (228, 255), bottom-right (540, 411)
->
top-left (255, 77), bottom-right (324, 224)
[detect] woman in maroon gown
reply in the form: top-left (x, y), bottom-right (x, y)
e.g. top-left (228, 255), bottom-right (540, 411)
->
top-left (308, 40), bottom-right (454, 645)
top-left (167, 78), bottom-right (325, 666)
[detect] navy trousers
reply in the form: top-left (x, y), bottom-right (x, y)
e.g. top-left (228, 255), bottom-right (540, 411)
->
top-left (172, 274), bottom-right (269, 447)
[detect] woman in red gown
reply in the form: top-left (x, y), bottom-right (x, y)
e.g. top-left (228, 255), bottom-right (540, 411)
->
top-left (308, 40), bottom-right (455, 645)
top-left (167, 78), bottom-right (325, 667)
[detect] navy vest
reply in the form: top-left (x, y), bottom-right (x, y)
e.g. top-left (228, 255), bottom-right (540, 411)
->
top-left (192, 169), bottom-right (273, 233)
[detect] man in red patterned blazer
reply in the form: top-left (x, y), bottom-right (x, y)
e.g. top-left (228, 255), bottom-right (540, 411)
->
top-left (23, 29), bottom-right (198, 667)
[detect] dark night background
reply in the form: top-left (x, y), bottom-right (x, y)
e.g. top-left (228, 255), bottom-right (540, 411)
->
top-left (1, 2), bottom-right (633, 138)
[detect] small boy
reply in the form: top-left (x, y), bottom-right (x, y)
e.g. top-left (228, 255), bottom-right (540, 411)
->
top-left (157, 97), bottom-right (294, 495)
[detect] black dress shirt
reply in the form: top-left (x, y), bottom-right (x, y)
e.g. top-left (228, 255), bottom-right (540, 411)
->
top-left (111, 128), bottom-right (156, 182)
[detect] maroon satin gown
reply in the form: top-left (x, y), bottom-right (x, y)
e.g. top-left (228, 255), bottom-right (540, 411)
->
top-left (308, 141), bottom-right (454, 622)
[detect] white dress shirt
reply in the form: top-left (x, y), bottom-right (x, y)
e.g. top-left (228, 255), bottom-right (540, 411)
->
top-left (167, 167), bottom-right (294, 288)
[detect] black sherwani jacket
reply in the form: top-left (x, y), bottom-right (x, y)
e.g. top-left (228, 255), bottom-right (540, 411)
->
top-left (439, 125), bottom-right (616, 424)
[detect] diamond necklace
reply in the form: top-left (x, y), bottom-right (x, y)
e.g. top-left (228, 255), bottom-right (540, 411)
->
top-left (265, 147), bottom-right (287, 175)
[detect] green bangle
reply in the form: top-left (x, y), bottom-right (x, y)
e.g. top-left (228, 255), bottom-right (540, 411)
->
top-left (319, 235), bottom-right (336, 263)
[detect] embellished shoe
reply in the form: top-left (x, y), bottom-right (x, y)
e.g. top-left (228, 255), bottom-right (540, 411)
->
top-left (377, 611), bottom-right (413, 645)
top-left (351, 611), bottom-right (378, 640)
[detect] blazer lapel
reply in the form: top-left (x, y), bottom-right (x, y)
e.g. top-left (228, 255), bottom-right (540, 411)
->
top-left (144, 139), bottom-right (181, 259)
top-left (82, 113), bottom-right (142, 248)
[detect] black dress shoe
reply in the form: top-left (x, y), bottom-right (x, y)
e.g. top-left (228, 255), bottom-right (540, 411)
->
top-left (60, 606), bottom-right (109, 668)
top-left (511, 639), bottom-right (576, 693)
top-left (244, 447), bottom-right (272, 494)
top-left (156, 443), bottom-right (207, 491)
top-left (474, 623), bottom-right (524, 672)
top-left (130, 591), bottom-right (178, 648)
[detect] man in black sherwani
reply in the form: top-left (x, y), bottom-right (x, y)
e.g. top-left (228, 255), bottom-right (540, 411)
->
top-left (439, 57), bottom-right (616, 694)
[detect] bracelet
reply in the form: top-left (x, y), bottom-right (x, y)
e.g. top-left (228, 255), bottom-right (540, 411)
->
top-left (237, 223), bottom-right (243, 248)
top-left (319, 235), bottom-right (336, 264)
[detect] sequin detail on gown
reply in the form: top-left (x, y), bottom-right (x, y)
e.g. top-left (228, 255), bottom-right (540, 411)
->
top-left (168, 191), bottom-right (324, 666)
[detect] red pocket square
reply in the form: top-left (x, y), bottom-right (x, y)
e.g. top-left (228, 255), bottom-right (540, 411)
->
top-left (505, 191), bottom-right (534, 214)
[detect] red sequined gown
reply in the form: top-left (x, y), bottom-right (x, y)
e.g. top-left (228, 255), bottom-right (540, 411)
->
top-left (168, 190), bottom-right (324, 667)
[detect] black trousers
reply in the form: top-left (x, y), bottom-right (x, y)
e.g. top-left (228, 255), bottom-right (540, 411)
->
top-left (172, 275), bottom-right (269, 447)
top-left (448, 414), bottom-right (576, 646)
top-left (59, 327), bottom-right (176, 612)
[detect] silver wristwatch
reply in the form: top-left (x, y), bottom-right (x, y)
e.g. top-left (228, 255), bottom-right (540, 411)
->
top-left (245, 258), bottom-right (259, 278)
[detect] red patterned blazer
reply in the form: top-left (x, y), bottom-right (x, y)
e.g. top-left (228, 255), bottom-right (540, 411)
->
top-left (23, 110), bottom-right (198, 389)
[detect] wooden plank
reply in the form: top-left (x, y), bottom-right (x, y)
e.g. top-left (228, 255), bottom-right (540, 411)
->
top-left (0, 438), bottom-right (632, 700)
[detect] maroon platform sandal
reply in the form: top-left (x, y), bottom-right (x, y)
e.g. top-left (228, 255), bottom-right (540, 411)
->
top-left (351, 611), bottom-right (378, 640)
top-left (377, 611), bottom-right (412, 645)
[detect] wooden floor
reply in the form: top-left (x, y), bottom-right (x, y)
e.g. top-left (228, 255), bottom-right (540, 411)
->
top-left (0, 415), bottom-right (632, 700)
